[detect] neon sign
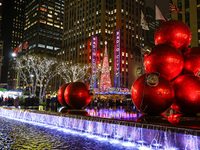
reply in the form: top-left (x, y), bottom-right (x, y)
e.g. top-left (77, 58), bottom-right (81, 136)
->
top-left (115, 30), bottom-right (121, 88)
top-left (91, 36), bottom-right (97, 89)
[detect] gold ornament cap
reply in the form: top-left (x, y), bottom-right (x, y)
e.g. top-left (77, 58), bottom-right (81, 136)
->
top-left (146, 73), bottom-right (159, 87)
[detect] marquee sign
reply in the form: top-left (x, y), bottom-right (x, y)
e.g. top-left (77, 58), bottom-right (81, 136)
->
top-left (115, 30), bottom-right (121, 88)
top-left (91, 36), bottom-right (97, 89)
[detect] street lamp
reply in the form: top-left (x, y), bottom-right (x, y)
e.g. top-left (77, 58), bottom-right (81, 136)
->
top-left (12, 53), bottom-right (17, 57)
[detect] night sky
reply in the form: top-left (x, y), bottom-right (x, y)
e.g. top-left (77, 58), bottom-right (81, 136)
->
top-left (146, 0), bottom-right (170, 19)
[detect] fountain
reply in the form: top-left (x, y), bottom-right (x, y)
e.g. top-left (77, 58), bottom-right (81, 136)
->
top-left (0, 107), bottom-right (200, 149)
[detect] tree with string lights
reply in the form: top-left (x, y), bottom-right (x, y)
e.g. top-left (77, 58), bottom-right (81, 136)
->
top-left (15, 54), bottom-right (63, 101)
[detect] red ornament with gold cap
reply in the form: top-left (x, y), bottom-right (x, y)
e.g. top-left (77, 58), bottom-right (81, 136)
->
top-left (154, 20), bottom-right (191, 51)
top-left (143, 44), bottom-right (184, 81)
top-left (131, 73), bottom-right (174, 115)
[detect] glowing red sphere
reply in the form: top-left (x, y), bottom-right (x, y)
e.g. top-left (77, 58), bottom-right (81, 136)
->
top-left (131, 73), bottom-right (174, 115)
top-left (57, 83), bottom-right (70, 106)
top-left (144, 44), bottom-right (184, 80)
top-left (64, 82), bottom-right (91, 109)
top-left (154, 20), bottom-right (191, 51)
top-left (171, 74), bottom-right (200, 114)
top-left (183, 47), bottom-right (200, 75)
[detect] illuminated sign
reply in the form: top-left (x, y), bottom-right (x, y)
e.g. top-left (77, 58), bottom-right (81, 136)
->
top-left (115, 30), bottom-right (121, 88)
top-left (91, 36), bottom-right (97, 89)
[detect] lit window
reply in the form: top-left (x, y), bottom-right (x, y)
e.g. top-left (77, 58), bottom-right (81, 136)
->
top-left (47, 45), bottom-right (53, 50)
top-left (40, 7), bottom-right (47, 12)
top-left (48, 14), bottom-right (52, 18)
top-left (40, 20), bottom-right (46, 24)
top-left (126, 53), bottom-right (128, 57)
top-left (38, 44), bottom-right (45, 48)
top-left (47, 22), bottom-right (53, 26)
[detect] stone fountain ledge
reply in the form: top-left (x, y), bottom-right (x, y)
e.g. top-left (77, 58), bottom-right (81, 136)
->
top-left (0, 107), bottom-right (200, 136)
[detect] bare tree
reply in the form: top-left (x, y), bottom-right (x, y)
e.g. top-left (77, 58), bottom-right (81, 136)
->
top-left (15, 55), bottom-right (63, 101)
top-left (87, 65), bottom-right (102, 88)
top-left (59, 63), bottom-right (90, 83)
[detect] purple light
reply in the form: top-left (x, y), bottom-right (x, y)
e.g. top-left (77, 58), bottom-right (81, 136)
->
top-left (0, 107), bottom-right (199, 150)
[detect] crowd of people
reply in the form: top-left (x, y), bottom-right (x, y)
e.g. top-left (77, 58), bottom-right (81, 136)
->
top-left (0, 95), bottom-right (20, 108)
top-left (0, 93), bottom-right (135, 113)
top-left (44, 96), bottom-right (60, 111)
top-left (89, 97), bottom-right (134, 109)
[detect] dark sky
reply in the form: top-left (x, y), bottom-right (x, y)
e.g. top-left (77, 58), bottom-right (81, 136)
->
top-left (146, 0), bottom-right (170, 19)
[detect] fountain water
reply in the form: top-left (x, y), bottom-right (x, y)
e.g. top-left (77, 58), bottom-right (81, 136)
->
top-left (0, 107), bottom-right (199, 149)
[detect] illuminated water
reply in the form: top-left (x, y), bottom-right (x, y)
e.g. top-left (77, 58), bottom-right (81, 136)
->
top-left (0, 117), bottom-right (134, 149)
top-left (0, 107), bottom-right (200, 149)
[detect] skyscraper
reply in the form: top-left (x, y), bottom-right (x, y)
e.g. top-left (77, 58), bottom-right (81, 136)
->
top-left (7, 0), bottom-right (25, 90)
top-left (0, 0), bottom-right (3, 83)
top-left (24, 0), bottom-right (64, 55)
top-left (61, 0), bottom-right (146, 89)
top-left (171, 0), bottom-right (200, 47)
top-left (146, 7), bottom-right (160, 47)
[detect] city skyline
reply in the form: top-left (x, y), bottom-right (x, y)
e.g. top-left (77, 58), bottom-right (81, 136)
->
top-left (0, 0), bottom-right (194, 90)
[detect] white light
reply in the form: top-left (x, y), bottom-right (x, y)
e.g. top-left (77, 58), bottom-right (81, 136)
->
top-left (138, 145), bottom-right (151, 150)
top-left (109, 139), bottom-right (120, 144)
top-left (12, 53), bottom-right (16, 57)
top-left (122, 142), bottom-right (136, 147)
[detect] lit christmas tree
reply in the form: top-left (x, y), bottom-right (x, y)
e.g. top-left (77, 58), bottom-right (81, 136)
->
top-left (100, 41), bottom-right (112, 89)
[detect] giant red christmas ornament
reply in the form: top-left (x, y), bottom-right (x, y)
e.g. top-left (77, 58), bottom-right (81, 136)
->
top-left (154, 20), bottom-right (191, 51)
top-left (57, 83), bottom-right (70, 106)
top-left (64, 82), bottom-right (91, 109)
top-left (171, 74), bottom-right (200, 114)
top-left (131, 73), bottom-right (174, 114)
top-left (144, 44), bottom-right (184, 80)
top-left (183, 47), bottom-right (200, 75)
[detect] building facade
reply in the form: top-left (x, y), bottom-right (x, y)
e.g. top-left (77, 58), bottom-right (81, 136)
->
top-left (0, 0), bottom-right (3, 83)
top-left (146, 7), bottom-right (160, 47)
top-left (24, 0), bottom-right (64, 55)
top-left (60, 0), bottom-right (146, 89)
top-left (171, 0), bottom-right (200, 47)
top-left (7, 0), bottom-right (64, 94)
top-left (16, 0), bottom-right (64, 95)
top-left (7, 0), bottom-right (25, 90)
